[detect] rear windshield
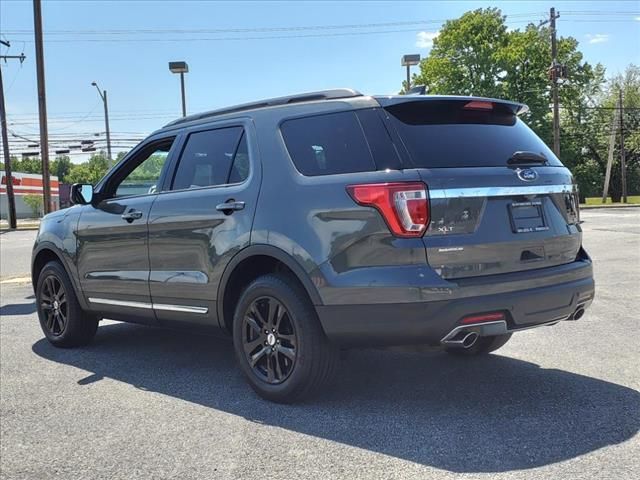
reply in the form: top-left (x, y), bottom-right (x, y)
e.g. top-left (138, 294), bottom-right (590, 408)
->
top-left (385, 100), bottom-right (562, 168)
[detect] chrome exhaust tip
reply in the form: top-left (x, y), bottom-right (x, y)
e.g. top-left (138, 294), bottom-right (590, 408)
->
top-left (442, 330), bottom-right (479, 349)
top-left (572, 307), bottom-right (585, 321)
top-left (461, 331), bottom-right (479, 348)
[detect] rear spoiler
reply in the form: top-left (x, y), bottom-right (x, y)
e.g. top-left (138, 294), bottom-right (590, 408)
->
top-left (375, 94), bottom-right (529, 116)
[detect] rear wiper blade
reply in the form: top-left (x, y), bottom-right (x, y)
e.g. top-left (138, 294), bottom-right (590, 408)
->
top-left (508, 151), bottom-right (548, 165)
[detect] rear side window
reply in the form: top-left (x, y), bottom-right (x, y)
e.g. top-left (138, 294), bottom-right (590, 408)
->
top-left (385, 101), bottom-right (563, 168)
top-left (281, 111), bottom-right (376, 176)
top-left (172, 127), bottom-right (244, 190)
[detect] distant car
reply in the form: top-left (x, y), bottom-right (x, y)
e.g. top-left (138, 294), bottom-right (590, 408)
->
top-left (31, 89), bottom-right (594, 402)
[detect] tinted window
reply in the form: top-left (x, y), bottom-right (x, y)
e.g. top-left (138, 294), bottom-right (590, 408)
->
top-left (281, 111), bottom-right (376, 176)
top-left (356, 109), bottom-right (402, 170)
top-left (172, 127), bottom-right (243, 190)
top-left (229, 132), bottom-right (249, 184)
top-left (385, 101), bottom-right (563, 168)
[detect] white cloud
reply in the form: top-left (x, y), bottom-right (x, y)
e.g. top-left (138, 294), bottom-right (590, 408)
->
top-left (635, 16), bottom-right (640, 21)
top-left (415, 31), bottom-right (438, 49)
top-left (585, 33), bottom-right (609, 44)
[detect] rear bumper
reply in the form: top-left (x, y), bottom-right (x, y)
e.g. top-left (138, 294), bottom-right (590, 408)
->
top-left (315, 259), bottom-right (594, 346)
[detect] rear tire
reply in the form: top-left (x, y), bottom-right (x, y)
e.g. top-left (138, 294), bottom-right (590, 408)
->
top-left (232, 274), bottom-right (338, 403)
top-left (36, 261), bottom-right (99, 348)
top-left (445, 333), bottom-right (512, 356)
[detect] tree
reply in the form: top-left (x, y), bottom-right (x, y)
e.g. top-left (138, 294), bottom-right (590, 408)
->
top-left (51, 155), bottom-right (73, 183)
top-left (415, 9), bottom-right (603, 146)
top-left (66, 152), bottom-right (110, 185)
top-left (11, 156), bottom-right (42, 174)
top-left (413, 8), bottom-right (612, 196)
top-left (560, 64), bottom-right (640, 200)
top-left (417, 8), bottom-right (508, 99)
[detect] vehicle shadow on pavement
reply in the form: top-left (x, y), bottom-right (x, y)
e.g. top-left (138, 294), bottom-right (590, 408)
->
top-left (0, 301), bottom-right (37, 316)
top-left (32, 322), bottom-right (640, 474)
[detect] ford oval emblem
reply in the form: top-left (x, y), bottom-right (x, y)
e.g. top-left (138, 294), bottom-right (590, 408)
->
top-left (517, 168), bottom-right (538, 182)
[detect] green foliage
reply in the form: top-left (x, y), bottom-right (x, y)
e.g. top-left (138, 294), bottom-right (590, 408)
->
top-left (413, 9), bottom-right (640, 197)
top-left (415, 8), bottom-right (602, 147)
top-left (10, 156), bottom-right (42, 174)
top-left (66, 152), bottom-right (110, 185)
top-left (51, 155), bottom-right (73, 183)
top-left (418, 8), bottom-right (508, 99)
top-left (127, 154), bottom-right (165, 181)
top-left (23, 194), bottom-right (44, 217)
top-left (562, 64), bottom-right (640, 200)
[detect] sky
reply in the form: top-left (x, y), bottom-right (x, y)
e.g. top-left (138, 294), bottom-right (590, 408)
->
top-left (1, 0), bottom-right (639, 162)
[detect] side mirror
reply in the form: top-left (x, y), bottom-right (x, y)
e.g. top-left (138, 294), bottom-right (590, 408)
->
top-left (71, 183), bottom-right (94, 205)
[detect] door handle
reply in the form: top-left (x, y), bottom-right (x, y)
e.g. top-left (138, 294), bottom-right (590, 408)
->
top-left (216, 201), bottom-right (245, 213)
top-left (121, 210), bottom-right (143, 222)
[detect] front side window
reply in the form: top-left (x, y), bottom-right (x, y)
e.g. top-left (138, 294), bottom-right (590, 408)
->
top-left (172, 127), bottom-right (246, 190)
top-left (114, 141), bottom-right (173, 197)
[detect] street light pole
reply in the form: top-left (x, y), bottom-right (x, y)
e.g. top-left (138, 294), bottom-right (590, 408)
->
top-left (169, 61), bottom-right (189, 117)
top-left (91, 82), bottom-right (112, 167)
top-left (401, 54), bottom-right (421, 93)
top-left (180, 72), bottom-right (186, 118)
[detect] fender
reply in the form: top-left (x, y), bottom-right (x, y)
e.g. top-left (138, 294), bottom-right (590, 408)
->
top-left (32, 241), bottom-right (90, 311)
top-left (216, 244), bottom-right (323, 328)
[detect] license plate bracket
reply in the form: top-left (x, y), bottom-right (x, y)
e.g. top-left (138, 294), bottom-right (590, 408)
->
top-left (509, 201), bottom-right (549, 233)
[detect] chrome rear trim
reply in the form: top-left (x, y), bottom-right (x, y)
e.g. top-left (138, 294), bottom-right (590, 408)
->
top-left (429, 184), bottom-right (574, 200)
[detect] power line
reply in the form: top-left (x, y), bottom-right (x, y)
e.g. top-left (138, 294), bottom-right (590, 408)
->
top-left (1, 14), bottom-right (546, 36)
top-left (3, 19), bottom-right (549, 43)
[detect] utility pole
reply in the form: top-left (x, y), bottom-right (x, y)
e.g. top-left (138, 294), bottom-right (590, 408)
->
top-left (0, 40), bottom-right (25, 229)
top-left (601, 100), bottom-right (620, 203)
top-left (550, 7), bottom-right (561, 157)
top-left (91, 82), bottom-right (112, 166)
top-left (33, 0), bottom-right (52, 214)
top-left (619, 89), bottom-right (627, 203)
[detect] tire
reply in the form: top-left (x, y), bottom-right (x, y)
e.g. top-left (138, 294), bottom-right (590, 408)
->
top-left (232, 274), bottom-right (338, 403)
top-left (35, 260), bottom-right (99, 348)
top-left (445, 333), bottom-right (512, 356)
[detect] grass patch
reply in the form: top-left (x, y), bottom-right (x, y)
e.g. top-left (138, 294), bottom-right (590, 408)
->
top-left (582, 196), bottom-right (640, 205)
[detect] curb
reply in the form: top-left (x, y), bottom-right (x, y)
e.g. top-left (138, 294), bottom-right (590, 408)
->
top-left (0, 227), bottom-right (40, 232)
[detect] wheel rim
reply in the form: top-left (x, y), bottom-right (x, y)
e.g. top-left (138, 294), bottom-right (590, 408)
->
top-left (39, 275), bottom-right (68, 336)
top-left (242, 295), bottom-right (297, 384)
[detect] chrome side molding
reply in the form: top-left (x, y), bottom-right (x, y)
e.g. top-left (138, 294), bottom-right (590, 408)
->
top-left (88, 297), bottom-right (208, 314)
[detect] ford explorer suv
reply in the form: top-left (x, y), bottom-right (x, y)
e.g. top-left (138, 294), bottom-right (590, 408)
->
top-left (32, 89), bottom-right (595, 403)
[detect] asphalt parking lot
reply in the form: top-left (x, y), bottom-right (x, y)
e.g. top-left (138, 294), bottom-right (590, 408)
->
top-left (1, 209), bottom-right (639, 480)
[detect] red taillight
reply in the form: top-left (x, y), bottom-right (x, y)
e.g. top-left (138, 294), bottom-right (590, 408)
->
top-left (461, 312), bottom-right (506, 325)
top-left (346, 182), bottom-right (430, 238)
top-left (464, 100), bottom-right (494, 111)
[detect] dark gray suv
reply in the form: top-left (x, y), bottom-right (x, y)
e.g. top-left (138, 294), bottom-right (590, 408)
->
top-left (32, 89), bottom-right (595, 402)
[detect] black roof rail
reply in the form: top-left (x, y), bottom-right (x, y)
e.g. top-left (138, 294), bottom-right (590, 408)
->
top-left (164, 88), bottom-right (363, 127)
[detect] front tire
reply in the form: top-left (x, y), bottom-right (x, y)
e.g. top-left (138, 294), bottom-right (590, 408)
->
top-left (36, 261), bottom-right (99, 348)
top-left (445, 333), bottom-right (512, 356)
top-left (232, 274), bottom-right (338, 403)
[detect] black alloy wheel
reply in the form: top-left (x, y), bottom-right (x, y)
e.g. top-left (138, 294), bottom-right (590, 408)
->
top-left (36, 260), bottom-right (99, 348)
top-left (39, 274), bottom-right (68, 336)
top-left (241, 296), bottom-right (297, 384)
